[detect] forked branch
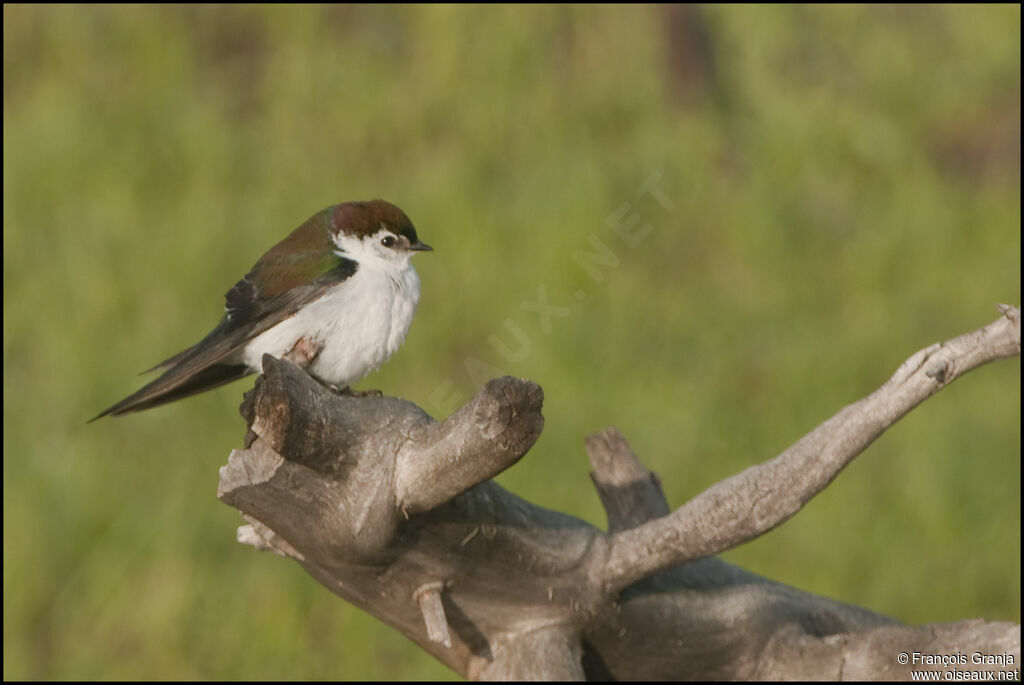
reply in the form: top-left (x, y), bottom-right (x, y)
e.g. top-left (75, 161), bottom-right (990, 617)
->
top-left (598, 305), bottom-right (1021, 595)
top-left (218, 306), bottom-right (1020, 680)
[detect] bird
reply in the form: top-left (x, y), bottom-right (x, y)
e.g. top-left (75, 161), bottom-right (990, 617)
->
top-left (92, 199), bottom-right (432, 420)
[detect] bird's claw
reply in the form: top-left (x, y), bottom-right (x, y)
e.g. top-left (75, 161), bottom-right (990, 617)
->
top-left (283, 337), bottom-right (323, 368)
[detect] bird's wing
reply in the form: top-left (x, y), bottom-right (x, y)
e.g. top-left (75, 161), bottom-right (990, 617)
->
top-left (92, 256), bottom-right (358, 419)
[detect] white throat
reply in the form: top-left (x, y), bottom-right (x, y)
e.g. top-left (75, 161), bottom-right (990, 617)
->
top-left (239, 232), bottom-right (423, 387)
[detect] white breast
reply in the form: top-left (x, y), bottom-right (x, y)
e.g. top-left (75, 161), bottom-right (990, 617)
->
top-left (239, 262), bottom-right (421, 387)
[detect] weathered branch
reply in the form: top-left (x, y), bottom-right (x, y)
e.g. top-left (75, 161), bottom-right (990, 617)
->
top-left (587, 427), bottom-right (670, 532)
top-left (599, 305), bottom-right (1021, 595)
top-left (218, 306), bottom-right (1020, 680)
top-left (395, 376), bottom-right (544, 516)
top-left (471, 625), bottom-right (586, 680)
top-left (415, 581), bottom-right (452, 648)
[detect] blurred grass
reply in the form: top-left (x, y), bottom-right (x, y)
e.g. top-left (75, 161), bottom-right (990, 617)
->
top-left (3, 4), bottom-right (1019, 680)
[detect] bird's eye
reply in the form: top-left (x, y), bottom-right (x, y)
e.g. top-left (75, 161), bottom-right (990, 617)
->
top-left (381, 236), bottom-right (396, 247)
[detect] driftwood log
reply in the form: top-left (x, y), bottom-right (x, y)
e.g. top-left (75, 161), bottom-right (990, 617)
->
top-left (218, 305), bottom-right (1021, 680)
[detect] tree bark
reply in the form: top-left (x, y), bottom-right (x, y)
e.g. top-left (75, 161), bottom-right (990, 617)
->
top-left (218, 305), bottom-right (1021, 680)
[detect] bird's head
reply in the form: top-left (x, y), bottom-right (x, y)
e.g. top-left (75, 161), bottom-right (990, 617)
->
top-left (330, 200), bottom-right (432, 268)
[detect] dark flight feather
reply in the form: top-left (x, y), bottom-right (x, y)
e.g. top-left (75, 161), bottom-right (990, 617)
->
top-left (91, 256), bottom-right (358, 420)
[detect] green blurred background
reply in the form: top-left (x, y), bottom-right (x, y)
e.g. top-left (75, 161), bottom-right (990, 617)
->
top-left (3, 4), bottom-right (1019, 680)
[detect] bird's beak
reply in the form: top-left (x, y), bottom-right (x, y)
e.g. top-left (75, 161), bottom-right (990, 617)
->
top-left (410, 240), bottom-right (433, 252)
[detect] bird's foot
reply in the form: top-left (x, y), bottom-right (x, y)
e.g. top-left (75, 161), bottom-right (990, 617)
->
top-left (283, 337), bottom-right (323, 369)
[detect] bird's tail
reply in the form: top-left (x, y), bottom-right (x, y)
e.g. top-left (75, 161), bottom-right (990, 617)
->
top-left (90, 362), bottom-right (250, 421)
